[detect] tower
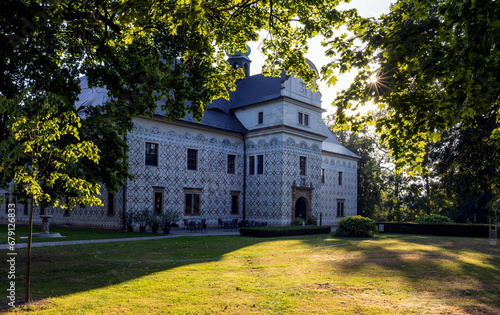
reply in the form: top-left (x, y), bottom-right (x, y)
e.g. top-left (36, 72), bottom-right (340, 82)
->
top-left (226, 45), bottom-right (252, 77)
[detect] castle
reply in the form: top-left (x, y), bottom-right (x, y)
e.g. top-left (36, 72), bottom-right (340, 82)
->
top-left (1, 49), bottom-right (359, 228)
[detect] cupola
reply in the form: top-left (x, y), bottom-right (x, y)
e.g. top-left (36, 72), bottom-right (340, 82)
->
top-left (226, 45), bottom-right (252, 77)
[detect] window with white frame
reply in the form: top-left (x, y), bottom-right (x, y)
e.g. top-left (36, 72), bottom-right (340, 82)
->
top-left (298, 112), bottom-right (309, 126)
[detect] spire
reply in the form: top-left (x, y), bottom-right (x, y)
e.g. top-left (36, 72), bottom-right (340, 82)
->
top-left (226, 45), bottom-right (252, 77)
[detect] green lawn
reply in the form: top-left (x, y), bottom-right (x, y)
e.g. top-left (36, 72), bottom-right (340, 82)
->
top-left (1, 234), bottom-right (499, 314)
top-left (0, 225), bottom-right (162, 244)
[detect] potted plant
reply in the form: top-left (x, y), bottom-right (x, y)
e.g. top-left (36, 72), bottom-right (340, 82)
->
top-left (149, 214), bottom-right (161, 233)
top-left (120, 211), bottom-right (135, 232)
top-left (125, 212), bottom-right (135, 232)
top-left (134, 209), bottom-right (151, 233)
top-left (161, 210), bottom-right (180, 234)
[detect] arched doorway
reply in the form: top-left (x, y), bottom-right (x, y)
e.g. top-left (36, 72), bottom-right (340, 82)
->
top-left (295, 197), bottom-right (307, 220)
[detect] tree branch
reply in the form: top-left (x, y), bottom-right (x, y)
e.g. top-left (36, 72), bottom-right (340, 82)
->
top-left (63, 11), bottom-right (121, 34)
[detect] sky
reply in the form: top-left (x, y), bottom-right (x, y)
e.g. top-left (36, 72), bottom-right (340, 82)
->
top-left (247, 0), bottom-right (394, 116)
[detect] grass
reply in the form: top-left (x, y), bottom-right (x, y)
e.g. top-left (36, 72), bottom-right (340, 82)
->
top-left (0, 225), bottom-right (162, 244)
top-left (1, 233), bottom-right (499, 314)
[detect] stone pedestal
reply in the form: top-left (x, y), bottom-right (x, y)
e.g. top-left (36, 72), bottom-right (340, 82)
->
top-left (40, 215), bottom-right (53, 234)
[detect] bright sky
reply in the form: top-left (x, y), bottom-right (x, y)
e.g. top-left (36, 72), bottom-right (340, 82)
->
top-left (247, 0), bottom-right (394, 116)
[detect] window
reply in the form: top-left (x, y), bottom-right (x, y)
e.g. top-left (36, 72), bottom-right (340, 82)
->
top-left (258, 111), bottom-right (263, 124)
top-left (106, 193), bottom-right (115, 216)
top-left (338, 171), bottom-right (343, 186)
top-left (154, 191), bottom-right (163, 215)
top-left (231, 192), bottom-right (240, 215)
top-left (337, 199), bottom-right (345, 217)
top-left (298, 112), bottom-right (309, 126)
top-left (227, 154), bottom-right (236, 174)
top-left (257, 155), bottom-right (264, 174)
top-left (184, 190), bottom-right (201, 216)
top-left (321, 169), bottom-right (325, 183)
top-left (145, 142), bottom-right (158, 166)
top-left (300, 156), bottom-right (307, 176)
top-left (187, 149), bottom-right (198, 170)
top-left (249, 156), bottom-right (255, 175)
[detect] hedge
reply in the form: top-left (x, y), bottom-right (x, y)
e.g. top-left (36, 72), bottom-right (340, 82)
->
top-left (376, 222), bottom-right (489, 238)
top-left (240, 225), bottom-right (331, 237)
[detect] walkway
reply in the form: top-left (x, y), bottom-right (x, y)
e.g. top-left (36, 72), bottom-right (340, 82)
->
top-left (0, 228), bottom-right (240, 250)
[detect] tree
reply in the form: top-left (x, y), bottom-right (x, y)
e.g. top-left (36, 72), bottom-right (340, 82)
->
top-left (429, 113), bottom-right (500, 222)
top-left (322, 0), bottom-right (500, 174)
top-left (0, 91), bottom-right (102, 302)
top-left (0, 0), bottom-right (351, 302)
top-left (1, 0), bottom-right (350, 195)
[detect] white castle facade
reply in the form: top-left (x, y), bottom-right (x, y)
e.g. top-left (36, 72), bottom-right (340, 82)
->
top-left (1, 51), bottom-right (359, 228)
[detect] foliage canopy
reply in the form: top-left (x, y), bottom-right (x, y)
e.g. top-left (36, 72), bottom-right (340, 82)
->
top-left (1, 0), bottom-right (351, 207)
top-left (323, 0), bottom-right (500, 174)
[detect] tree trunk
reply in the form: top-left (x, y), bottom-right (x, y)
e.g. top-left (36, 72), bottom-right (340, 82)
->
top-left (24, 197), bottom-right (34, 303)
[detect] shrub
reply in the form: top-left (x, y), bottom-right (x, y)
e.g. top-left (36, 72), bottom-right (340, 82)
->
top-left (307, 216), bottom-right (318, 226)
top-left (415, 214), bottom-right (453, 223)
top-left (333, 215), bottom-right (377, 237)
top-left (240, 226), bottom-right (331, 237)
top-left (133, 209), bottom-right (152, 228)
top-left (293, 217), bottom-right (305, 226)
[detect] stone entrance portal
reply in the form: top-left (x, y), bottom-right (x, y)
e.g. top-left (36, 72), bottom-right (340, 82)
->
top-left (292, 185), bottom-right (313, 223)
top-left (295, 197), bottom-right (307, 219)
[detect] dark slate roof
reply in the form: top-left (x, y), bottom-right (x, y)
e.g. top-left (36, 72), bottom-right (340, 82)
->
top-left (154, 106), bottom-right (247, 134)
top-left (229, 72), bottom-right (287, 109)
top-left (76, 75), bottom-right (358, 159)
top-left (76, 76), bottom-right (247, 133)
top-left (206, 71), bottom-right (287, 113)
top-left (320, 123), bottom-right (360, 159)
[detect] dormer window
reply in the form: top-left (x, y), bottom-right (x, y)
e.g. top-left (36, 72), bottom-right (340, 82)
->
top-left (298, 112), bottom-right (309, 126)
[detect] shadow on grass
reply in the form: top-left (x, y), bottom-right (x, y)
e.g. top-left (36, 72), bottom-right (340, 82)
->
top-left (306, 234), bottom-right (500, 313)
top-left (1, 232), bottom-right (499, 313)
top-left (0, 234), bottom-right (281, 308)
top-left (0, 225), bottom-right (163, 244)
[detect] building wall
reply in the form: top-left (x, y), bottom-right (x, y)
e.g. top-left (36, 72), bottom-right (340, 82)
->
top-left (0, 183), bottom-right (122, 229)
top-left (0, 120), bottom-right (358, 229)
top-left (244, 133), bottom-right (324, 225)
top-left (319, 152), bottom-right (358, 225)
top-left (126, 117), bottom-right (245, 226)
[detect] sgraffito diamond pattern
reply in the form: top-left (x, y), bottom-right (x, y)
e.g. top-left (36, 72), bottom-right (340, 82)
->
top-left (0, 119), bottom-right (358, 228)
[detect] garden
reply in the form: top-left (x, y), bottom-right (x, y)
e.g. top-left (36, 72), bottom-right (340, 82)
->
top-left (1, 230), bottom-right (499, 314)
